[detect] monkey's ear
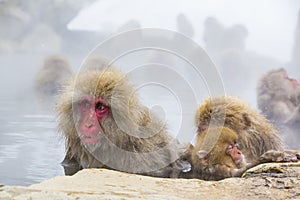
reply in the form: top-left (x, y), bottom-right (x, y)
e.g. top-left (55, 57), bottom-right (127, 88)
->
top-left (197, 150), bottom-right (209, 166)
top-left (242, 113), bottom-right (251, 127)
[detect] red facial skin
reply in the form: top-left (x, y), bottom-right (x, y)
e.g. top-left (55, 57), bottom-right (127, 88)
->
top-left (78, 96), bottom-right (109, 144)
top-left (283, 74), bottom-right (300, 88)
top-left (290, 79), bottom-right (300, 88)
top-left (226, 144), bottom-right (244, 165)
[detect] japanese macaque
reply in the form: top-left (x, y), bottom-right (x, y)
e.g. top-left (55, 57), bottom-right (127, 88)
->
top-left (57, 68), bottom-right (186, 177)
top-left (34, 55), bottom-right (72, 96)
top-left (191, 127), bottom-right (248, 180)
top-left (257, 68), bottom-right (300, 123)
top-left (257, 68), bottom-right (300, 149)
top-left (189, 127), bottom-right (299, 181)
top-left (195, 96), bottom-right (284, 163)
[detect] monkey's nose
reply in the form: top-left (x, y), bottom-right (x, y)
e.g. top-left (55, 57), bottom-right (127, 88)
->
top-left (236, 149), bottom-right (242, 155)
top-left (85, 123), bottom-right (94, 128)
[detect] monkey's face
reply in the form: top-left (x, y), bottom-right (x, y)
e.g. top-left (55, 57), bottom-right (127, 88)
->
top-left (74, 96), bottom-right (110, 145)
top-left (267, 69), bottom-right (299, 96)
top-left (226, 143), bottom-right (244, 166)
top-left (283, 74), bottom-right (300, 90)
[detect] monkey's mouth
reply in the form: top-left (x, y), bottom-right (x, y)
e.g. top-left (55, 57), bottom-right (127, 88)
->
top-left (80, 132), bottom-right (102, 145)
top-left (234, 155), bottom-right (245, 165)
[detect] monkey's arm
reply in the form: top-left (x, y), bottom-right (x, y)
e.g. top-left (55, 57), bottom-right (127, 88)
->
top-left (259, 150), bottom-right (299, 162)
top-left (202, 164), bottom-right (250, 180)
top-left (230, 162), bottom-right (262, 177)
top-left (234, 150), bottom-right (300, 177)
top-left (235, 150), bottom-right (300, 177)
top-left (61, 153), bottom-right (83, 176)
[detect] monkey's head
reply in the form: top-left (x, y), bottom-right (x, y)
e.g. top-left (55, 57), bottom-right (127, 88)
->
top-left (192, 127), bottom-right (245, 170)
top-left (209, 127), bottom-right (244, 168)
top-left (57, 69), bottom-right (147, 147)
top-left (258, 68), bottom-right (300, 100)
top-left (195, 96), bottom-right (252, 134)
top-left (58, 69), bottom-right (180, 174)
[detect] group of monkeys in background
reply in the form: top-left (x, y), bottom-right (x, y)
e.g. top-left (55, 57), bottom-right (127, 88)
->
top-left (33, 55), bottom-right (300, 181)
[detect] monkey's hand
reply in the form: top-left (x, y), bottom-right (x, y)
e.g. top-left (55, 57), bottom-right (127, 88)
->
top-left (259, 150), bottom-right (298, 163)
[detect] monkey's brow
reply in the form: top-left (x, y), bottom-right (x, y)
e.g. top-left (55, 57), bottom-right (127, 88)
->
top-left (72, 97), bottom-right (88, 105)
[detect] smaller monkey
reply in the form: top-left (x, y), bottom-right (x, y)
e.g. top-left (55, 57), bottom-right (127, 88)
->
top-left (189, 127), bottom-right (299, 181)
top-left (191, 127), bottom-right (248, 180)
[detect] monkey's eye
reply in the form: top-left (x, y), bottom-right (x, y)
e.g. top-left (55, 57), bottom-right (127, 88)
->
top-left (95, 102), bottom-right (109, 115)
top-left (80, 99), bottom-right (91, 109)
top-left (226, 144), bottom-right (234, 155)
top-left (95, 102), bottom-right (107, 111)
top-left (95, 101), bottom-right (109, 117)
top-left (227, 145), bottom-right (233, 150)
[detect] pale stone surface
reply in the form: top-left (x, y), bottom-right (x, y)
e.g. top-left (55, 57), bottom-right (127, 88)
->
top-left (0, 162), bottom-right (300, 200)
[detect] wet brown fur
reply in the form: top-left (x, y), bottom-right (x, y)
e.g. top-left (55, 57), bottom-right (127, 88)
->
top-left (195, 96), bottom-right (283, 162)
top-left (57, 68), bottom-right (184, 177)
top-left (191, 127), bottom-right (247, 180)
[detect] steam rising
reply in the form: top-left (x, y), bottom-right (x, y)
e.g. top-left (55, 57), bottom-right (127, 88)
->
top-left (0, 0), bottom-right (299, 186)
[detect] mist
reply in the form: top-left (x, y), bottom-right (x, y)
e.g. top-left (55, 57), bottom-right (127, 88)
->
top-left (0, 0), bottom-right (299, 186)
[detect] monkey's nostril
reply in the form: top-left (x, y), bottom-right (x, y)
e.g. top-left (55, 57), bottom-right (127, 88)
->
top-left (85, 123), bottom-right (93, 128)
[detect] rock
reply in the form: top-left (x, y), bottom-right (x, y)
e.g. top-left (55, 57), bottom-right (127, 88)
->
top-left (1, 162), bottom-right (300, 199)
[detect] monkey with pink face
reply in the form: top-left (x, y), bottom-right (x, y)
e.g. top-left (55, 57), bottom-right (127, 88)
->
top-left (57, 68), bottom-right (187, 177)
top-left (190, 127), bottom-right (249, 180)
top-left (188, 96), bottom-right (300, 180)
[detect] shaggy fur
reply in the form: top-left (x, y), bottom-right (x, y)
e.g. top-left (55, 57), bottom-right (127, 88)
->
top-left (191, 127), bottom-right (247, 180)
top-left (57, 68), bottom-right (184, 177)
top-left (195, 96), bottom-right (283, 162)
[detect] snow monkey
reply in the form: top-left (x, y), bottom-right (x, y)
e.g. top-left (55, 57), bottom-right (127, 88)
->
top-left (57, 68), bottom-right (187, 177)
top-left (257, 68), bottom-right (300, 149)
top-left (191, 127), bottom-right (248, 180)
top-left (195, 96), bottom-right (285, 163)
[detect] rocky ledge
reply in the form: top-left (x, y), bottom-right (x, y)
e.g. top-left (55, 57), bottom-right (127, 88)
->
top-left (0, 162), bottom-right (300, 200)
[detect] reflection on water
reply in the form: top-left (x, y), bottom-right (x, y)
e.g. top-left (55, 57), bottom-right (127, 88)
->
top-left (0, 99), bottom-right (65, 186)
